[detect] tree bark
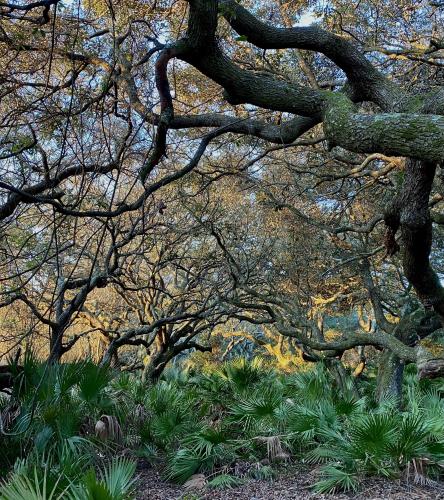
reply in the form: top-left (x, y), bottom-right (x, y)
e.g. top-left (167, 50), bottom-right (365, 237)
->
top-left (48, 326), bottom-right (64, 363)
top-left (324, 358), bottom-right (360, 400)
top-left (376, 351), bottom-right (404, 403)
top-left (142, 350), bottom-right (172, 383)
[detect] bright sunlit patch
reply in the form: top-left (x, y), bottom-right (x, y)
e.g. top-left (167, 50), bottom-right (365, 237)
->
top-left (296, 9), bottom-right (320, 26)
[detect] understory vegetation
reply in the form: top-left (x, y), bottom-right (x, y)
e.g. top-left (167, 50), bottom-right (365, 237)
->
top-left (2, 356), bottom-right (444, 497)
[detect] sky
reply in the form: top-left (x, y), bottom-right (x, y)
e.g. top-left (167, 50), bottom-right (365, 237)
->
top-left (296, 10), bottom-right (319, 26)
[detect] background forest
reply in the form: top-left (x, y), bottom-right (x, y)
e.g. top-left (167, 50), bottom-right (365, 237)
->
top-left (0, 0), bottom-right (444, 497)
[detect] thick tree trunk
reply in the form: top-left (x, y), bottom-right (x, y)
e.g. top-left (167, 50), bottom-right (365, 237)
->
top-left (142, 350), bottom-right (172, 383)
top-left (383, 158), bottom-right (444, 379)
top-left (375, 309), bottom-right (430, 402)
top-left (100, 341), bottom-right (121, 368)
top-left (48, 326), bottom-right (64, 363)
top-left (376, 351), bottom-right (404, 403)
top-left (385, 159), bottom-right (443, 314)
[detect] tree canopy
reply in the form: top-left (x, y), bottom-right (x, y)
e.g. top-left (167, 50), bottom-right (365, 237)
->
top-left (0, 0), bottom-right (444, 391)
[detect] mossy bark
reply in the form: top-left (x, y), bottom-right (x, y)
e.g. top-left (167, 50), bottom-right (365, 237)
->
top-left (376, 351), bottom-right (405, 403)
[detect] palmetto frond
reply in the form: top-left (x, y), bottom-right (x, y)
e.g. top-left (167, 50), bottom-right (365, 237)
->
top-left (164, 448), bottom-right (203, 484)
top-left (0, 467), bottom-right (72, 500)
top-left (220, 357), bottom-right (269, 391)
top-left (230, 390), bottom-right (283, 432)
top-left (313, 465), bottom-right (360, 494)
top-left (207, 474), bottom-right (243, 489)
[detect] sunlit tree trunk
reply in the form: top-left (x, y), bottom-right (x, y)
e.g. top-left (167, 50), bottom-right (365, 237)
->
top-left (142, 349), bottom-right (172, 383)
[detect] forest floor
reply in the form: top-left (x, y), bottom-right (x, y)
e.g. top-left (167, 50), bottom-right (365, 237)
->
top-left (135, 463), bottom-right (444, 500)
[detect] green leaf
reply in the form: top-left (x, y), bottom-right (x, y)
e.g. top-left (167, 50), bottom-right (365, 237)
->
top-left (208, 474), bottom-right (242, 490)
top-left (34, 426), bottom-right (54, 453)
top-left (313, 465), bottom-right (359, 494)
top-left (164, 449), bottom-right (202, 484)
top-left (100, 458), bottom-right (137, 499)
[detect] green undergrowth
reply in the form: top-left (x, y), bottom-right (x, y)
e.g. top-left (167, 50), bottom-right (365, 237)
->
top-left (2, 356), bottom-right (444, 497)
